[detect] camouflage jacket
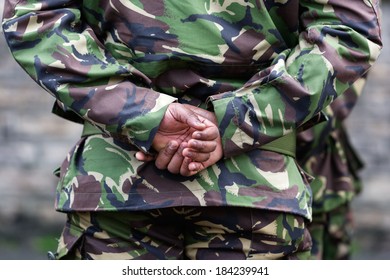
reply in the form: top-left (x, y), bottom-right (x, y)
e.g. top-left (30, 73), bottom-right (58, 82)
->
top-left (2, 0), bottom-right (382, 220)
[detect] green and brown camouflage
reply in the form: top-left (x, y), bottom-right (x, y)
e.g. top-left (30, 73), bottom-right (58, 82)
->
top-left (56, 133), bottom-right (311, 215)
top-left (297, 77), bottom-right (367, 214)
top-left (297, 77), bottom-right (367, 258)
top-left (308, 205), bottom-right (354, 259)
top-left (2, 0), bottom-right (382, 221)
top-left (55, 207), bottom-right (311, 260)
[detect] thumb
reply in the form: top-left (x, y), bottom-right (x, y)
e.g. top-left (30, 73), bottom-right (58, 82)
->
top-left (170, 103), bottom-right (206, 130)
top-left (185, 109), bottom-right (207, 130)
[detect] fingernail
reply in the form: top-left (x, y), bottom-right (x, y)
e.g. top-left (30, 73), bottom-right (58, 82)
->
top-left (191, 140), bottom-right (198, 148)
top-left (185, 151), bottom-right (193, 158)
top-left (189, 163), bottom-right (200, 172)
top-left (168, 142), bottom-right (178, 150)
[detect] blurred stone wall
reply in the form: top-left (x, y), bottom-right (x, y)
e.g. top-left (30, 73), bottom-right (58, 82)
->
top-left (0, 43), bottom-right (81, 223)
top-left (0, 1), bottom-right (389, 259)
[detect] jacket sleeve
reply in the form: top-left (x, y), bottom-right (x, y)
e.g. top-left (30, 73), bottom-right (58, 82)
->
top-left (1, 0), bottom-right (177, 153)
top-left (207, 0), bottom-right (382, 158)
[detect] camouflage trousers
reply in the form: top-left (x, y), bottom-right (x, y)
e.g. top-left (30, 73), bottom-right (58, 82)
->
top-left (308, 204), bottom-right (354, 260)
top-left (53, 207), bottom-right (312, 260)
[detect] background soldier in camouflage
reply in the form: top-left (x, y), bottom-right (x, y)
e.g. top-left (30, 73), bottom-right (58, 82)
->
top-left (2, 0), bottom-right (382, 259)
top-left (297, 77), bottom-right (367, 259)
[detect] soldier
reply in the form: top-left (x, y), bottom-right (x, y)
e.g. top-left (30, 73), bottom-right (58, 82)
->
top-left (2, 0), bottom-right (382, 260)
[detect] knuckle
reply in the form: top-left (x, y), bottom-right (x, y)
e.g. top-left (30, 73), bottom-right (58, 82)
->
top-left (163, 148), bottom-right (174, 157)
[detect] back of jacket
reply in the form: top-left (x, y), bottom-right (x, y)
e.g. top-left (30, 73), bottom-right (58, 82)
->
top-left (2, 0), bottom-right (382, 220)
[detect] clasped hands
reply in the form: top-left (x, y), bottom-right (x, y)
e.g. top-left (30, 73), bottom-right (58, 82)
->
top-left (135, 103), bottom-right (223, 176)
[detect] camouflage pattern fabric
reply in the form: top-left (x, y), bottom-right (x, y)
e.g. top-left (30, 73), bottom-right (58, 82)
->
top-left (297, 78), bottom-right (366, 259)
top-left (297, 78), bottom-right (366, 214)
top-left (55, 133), bottom-right (312, 216)
top-left (54, 207), bottom-right (312, 260)
top-left (2, 1), bottom-right (382, 222)
top-left (308, 204), bottom-right (354, 259)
